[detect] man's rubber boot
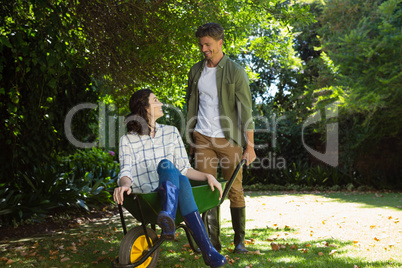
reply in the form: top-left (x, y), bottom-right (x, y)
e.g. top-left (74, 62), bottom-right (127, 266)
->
top-left (231, 207), bottom-right (248, 254)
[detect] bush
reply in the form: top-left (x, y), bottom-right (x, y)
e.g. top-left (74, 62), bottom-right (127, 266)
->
top-left (61, 147), bottom-right (119, 208)
top-left (0, 148), bottom-right (119, 227)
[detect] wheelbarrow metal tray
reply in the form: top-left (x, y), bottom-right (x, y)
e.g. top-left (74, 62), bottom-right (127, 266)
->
top-left (122, 180), bottom-right (227, 225)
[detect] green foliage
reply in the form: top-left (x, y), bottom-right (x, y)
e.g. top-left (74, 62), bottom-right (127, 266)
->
top-left (61, 147), bottom-right (119, 207)
top-left (0, 148), bottom-right (118, 227)
top-left (293, 0), bottom-right (401, 183)
top-left (69, 0), bottom-right (314, 107)
top-left (0, 1), bottom-right (99, 183)
top-left (1, 161), bottom-right (79, 226)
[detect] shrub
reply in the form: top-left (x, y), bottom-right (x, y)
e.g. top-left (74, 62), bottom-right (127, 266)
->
top-left (0, 148), bottom-right (119, 227)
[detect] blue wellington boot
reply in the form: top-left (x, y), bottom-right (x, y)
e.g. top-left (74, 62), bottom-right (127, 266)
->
top-left (157, 181), bottom-right (179, 240)
top-left (183, 210), bottom-right (227, 268)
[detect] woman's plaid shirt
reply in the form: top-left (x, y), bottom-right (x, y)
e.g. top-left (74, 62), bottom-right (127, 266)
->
top-left (118, 123), bottom-right (191, 193)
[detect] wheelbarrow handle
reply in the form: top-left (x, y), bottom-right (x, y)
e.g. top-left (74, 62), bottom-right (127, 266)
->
top-left (219, 159), bottom-right (247, 205)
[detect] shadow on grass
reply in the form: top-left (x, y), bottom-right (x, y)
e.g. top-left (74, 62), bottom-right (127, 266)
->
top-left (0, 214), bottom-right (130, 267)
top-left (157, 226), bottom-right (401, 268)
top-left (246, 191), bottom-right (402, 211)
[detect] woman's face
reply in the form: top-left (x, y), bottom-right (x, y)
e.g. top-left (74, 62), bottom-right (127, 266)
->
top-left (147, 93), bottom-right (164, 121)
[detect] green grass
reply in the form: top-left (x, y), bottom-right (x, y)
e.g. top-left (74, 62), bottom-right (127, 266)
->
top-left (0, 191), bottom-right (401, 267)
top-left (158, 226), bottom-right (400, 268)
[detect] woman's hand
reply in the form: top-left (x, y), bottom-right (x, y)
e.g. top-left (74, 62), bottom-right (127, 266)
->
top-left (113, 176), bottom-right (132, 205)
top-left (206, 174), bottom-right (223, 200)
top-left (186, 168), bottom-right (223, 199)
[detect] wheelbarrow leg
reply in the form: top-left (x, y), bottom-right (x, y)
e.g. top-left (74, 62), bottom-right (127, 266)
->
top-left (177, 223), bottom-right (201, 253)
top-left (118, 204), bottom-right (127, 235)
top-left (203, 207), bottom-right (221, 252)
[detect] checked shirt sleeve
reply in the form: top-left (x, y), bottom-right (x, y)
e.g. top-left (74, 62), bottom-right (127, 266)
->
top-left (118, 135), bottom-right (133, 186)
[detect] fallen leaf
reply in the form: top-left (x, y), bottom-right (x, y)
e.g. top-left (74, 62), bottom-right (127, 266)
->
top-left (271, 243), bottom-right (280, 251)
top-left (245, 239), bottom-right (255, 245)
top-left (247, 250), bottom-right (261, 255)
top-left (49, 250), bottom-right (59, 256)
top-left (227, 257), bottom-right (236, 265)
top-left (61, 257), bottom-right (71, 262)
top-left (298, 248), bottom-right (308, 253)
top-left (97, 256), bottom-right (107, 262)
top-left (329, 250), bottom-right (338, 255)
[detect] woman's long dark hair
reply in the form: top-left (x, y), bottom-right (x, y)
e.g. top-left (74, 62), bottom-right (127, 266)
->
top-left (125, 89), bottom-right (153, 135)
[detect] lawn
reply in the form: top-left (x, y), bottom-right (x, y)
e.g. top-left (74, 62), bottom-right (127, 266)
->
top-left (0, 191), bottom-right (401, 267)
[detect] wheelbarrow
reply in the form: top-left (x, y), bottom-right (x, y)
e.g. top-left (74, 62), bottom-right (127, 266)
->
top-left (112, 159), bottom-right (246, 268)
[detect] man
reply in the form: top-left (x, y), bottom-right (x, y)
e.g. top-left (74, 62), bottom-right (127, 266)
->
top-left (186, 22), bottom-right (256, 254)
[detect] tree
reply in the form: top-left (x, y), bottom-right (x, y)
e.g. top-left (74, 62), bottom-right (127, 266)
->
top-left (305, 0), bottom-right (402, 183)
top-left (70, 0), bottom-right (313, 106)
top-left (0, 1), bottom-right (98, 181)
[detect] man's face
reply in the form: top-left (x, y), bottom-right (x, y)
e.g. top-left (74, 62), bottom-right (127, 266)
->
top-left (199, 36), bottom-right (223, 62)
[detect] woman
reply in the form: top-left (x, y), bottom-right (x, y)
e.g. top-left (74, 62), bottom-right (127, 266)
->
top-left (113, 89), bottom-right (227, 268)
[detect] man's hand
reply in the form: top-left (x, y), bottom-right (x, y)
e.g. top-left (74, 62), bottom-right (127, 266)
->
top-left (206, 174), bottom-right (223, 200)
top-left (242, 146), bottom-right (256, 166)
top-left (243, 130), bottom-right (256, 166)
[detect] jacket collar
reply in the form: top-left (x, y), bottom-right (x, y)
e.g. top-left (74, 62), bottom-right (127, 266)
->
top-left (199, 53), bottom-right (227, 72)
top-left (217, 53), bottom-right (227, 69)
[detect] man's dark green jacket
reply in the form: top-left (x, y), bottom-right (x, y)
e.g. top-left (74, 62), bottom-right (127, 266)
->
top-left (186, 54), bottom-right (254, 147)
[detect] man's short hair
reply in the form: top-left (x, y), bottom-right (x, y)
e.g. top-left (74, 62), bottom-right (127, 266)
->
top-left (195, 23), bottom-right (224, 41)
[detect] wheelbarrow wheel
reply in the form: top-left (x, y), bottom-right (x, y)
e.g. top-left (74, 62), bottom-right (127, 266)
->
top-left (118, 226), bottom-right (160, 267)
